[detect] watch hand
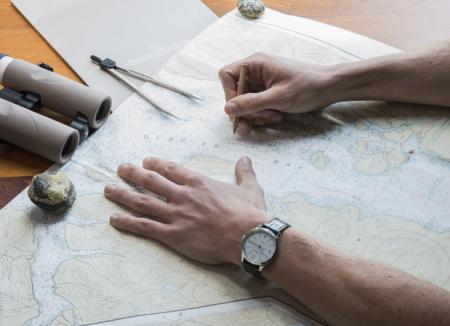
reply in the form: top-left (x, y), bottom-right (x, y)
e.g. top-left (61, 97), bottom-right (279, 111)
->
top-left (248, 240), bottom-right (259, 247)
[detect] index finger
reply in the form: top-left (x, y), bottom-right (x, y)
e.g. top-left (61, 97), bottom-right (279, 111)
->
top-left (219, 55), bottom-right (257, 101)
top-left (143, 157), bottom-right (198, 186)
top-left (218, 64), bottom-right (239, 101)
top-left (219, 53), bottom-right (272, 101)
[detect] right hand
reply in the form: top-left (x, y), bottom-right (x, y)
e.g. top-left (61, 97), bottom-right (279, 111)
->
top-left (219, 53), bottom-right (336, 135)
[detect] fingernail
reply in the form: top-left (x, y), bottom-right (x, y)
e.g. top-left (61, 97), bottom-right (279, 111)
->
top-left (242, 156), bottom-right (252, 166)
top-left (110, 214), bottom-right (119, 222)
top-left (105, 185), bottom-right (116, 194)
top-left (225, 102), bottom-right (238, 115)
top-left (118, 163), bottom-right (130, 173)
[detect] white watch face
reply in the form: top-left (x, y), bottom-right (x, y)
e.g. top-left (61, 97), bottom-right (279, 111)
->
top-left (243, 229), bottom-right (277, 265)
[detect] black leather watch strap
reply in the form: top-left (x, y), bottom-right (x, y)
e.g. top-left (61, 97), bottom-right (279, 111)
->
top-left (243, 259), bottom-right (261, 276)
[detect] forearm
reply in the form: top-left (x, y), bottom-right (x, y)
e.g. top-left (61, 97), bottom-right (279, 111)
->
top-left (263, 229), bottom-right (450, 325)
top-left (328, 40), bottom-right (450, 107)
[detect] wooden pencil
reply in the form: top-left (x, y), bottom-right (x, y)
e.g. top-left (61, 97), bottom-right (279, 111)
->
top-left (232, 64), bottom-right (249, 134)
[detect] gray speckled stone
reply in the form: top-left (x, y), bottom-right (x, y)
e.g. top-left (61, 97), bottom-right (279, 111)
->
top-left (237, 0), bottom-right (265, 19)
top-left (28, 172), bottom-right (76, 214)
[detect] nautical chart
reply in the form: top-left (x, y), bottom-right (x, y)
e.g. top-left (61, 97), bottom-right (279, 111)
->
top-left (1, 8), bottom-right (450, 326)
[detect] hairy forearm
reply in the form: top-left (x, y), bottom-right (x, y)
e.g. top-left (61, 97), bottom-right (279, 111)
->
top-left (263, 229), bottom-right (450, 325)
top-left (327, 40), bottom-right (450, 107)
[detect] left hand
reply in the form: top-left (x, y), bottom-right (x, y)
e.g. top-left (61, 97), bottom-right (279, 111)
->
top-left (104, 156), bottom-right (268, 266)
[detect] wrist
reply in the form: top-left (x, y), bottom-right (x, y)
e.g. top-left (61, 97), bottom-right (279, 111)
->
top-left (326, 53), bottom-right (411, 104)
top-left (326, 59), bottom-right (386, 102)
top-left (229, 209), bottom-right (269, 266)
top-left (261, 228), bottom-right (321, 281)
top-left (260, 227), bottom-right (296, 276)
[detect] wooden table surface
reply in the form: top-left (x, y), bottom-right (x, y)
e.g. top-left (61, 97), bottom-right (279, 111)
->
top-left (1, 0), bottom-right (450, 207)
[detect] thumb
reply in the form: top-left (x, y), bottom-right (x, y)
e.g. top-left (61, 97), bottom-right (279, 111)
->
top-left (235, 156), bottom-right (260, 190)
top-left (225, 87), bottom-right (280, 117)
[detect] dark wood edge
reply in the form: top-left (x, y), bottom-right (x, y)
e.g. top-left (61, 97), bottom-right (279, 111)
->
top-left (0, 177), bottom-right (32, 208)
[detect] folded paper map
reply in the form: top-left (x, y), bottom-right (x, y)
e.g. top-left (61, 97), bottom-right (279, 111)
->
top-left (1, 8), bottom-right (450, 326)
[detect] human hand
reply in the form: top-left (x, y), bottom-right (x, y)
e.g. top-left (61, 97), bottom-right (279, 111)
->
top-left (219, 53), bottom-right (336, 135)
top-left (104, 156), bottom-right (268, 266)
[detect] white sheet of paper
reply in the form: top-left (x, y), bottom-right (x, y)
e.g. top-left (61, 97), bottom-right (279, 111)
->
top-left (1, 8), bottom-right (450, 326)
top-left (11, 0), bottom-right (217, 108)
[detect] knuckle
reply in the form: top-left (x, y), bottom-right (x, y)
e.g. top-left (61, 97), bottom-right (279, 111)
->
top-left (136, 219), bottom-right (150, 233)
top-left (245, 94), bottom-right (258, 109)
top-left (144, 171), bottom-right (158, 185)
top-left (177, 188), bottom-right (194, 202)
top-left (187, 175), bottom-right (206, 188)
top-left (168, 205), bottom-right (182, 218)
top-left (164, 162), bottom-right (178, 174)
top-left (218, 67), bottom-right (227, 79)
top-left (241, 168), bottom-right (256, 177)
top-left (252, 52), bottom-right (267, 62)
top-left (251, 52), bottom-right (262, 59)
top-left (135, 195), bottom-right (150, 211)
top-left (166, 225), bottom-right (180, 240)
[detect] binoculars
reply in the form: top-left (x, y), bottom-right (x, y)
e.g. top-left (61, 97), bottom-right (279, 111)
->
top-left (0, 55), bottom-right (112, 164)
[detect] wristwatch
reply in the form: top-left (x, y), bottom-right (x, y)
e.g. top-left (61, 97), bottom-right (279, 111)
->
top-left (241, 217), bottom-right (290, 276)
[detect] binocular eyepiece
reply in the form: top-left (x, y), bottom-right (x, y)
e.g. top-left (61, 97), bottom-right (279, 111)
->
top-left (0, 55), bottom-right (112, 164)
